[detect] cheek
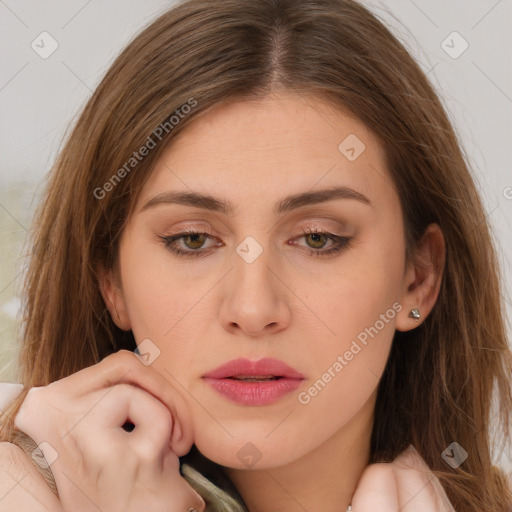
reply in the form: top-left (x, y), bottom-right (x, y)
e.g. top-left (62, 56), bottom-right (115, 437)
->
top-left (308, 247), bottom-right (404, 349)
top-left (293, 238), bottom-right (404, 416)
top-left (123, 278), bottom-right (171, 339)
top-left (300, 306), bottom-right (396, 407)
top-left (119, 240), bottom-right (188, 343)
top-left (119, 241), bottom-right (212, 375)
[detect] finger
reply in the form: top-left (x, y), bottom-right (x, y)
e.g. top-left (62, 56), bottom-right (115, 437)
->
top-left (80, 384), bottom-right (175, 483)
top-left (89, 382), bottom-right (189, 471)
top-left (165, 462), bottom-right (206, 512)
top-left (112, 384), bottom-right (175, 464)
top-left (391, 446), bottom-right (456, 511)
top-left (351, 463), bottom-right (399, 512)
top-left (59, 349), bottom-right (194, 454)
top-left (164, 471), bottom-right (206, 512)
top-left (90, 383), bottom-right (173, 442)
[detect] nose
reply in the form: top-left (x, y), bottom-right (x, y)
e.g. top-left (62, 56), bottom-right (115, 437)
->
top-left (218, 240), bottom-right (291, 337)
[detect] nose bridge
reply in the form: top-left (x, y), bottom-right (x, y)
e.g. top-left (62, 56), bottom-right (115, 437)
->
top-left (232, 234), bottom-right (275, 296)
top-left (218, 232), bottom-right (291, 335)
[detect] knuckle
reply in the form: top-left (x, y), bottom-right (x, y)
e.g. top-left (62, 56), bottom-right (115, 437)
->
top-left (361, 461), bottom-right (397, 483)
top-left (101, 349), bottom-right (140, 376)
top-left (105, 349), bottom-right (137, 366)
top-left (109, 382), bottom-right (135, 400)
top-left (15, 387), bottom-right (44, 426)
top-left (23, 386), bottom-right (42, 405)
top-left (132, 388), bottom-right (173, 437)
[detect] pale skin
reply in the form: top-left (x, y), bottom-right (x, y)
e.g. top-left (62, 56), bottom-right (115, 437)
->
top-left (5, 353), bottom-right (206, 512)
top-left (1, 90), bottom-right (452, 511)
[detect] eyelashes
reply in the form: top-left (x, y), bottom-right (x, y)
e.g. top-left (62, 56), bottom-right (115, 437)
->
top-left (158, 227), bottom-right (352, 259)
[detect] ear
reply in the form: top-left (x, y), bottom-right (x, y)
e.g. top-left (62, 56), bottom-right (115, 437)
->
top-left (395, 223), bottom-right (445, 332)
top-left (97, 262), bottom-right (132, 331)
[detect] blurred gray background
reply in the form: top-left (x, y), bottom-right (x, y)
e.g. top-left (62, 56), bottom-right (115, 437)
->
top-left (0, 0), bottom-right (511, 471)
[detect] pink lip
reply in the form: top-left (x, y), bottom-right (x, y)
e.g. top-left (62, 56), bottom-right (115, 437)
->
top-left (203, 358), bottom-right (305, 380)
top-left (202, 358), bottom-right (305, 406)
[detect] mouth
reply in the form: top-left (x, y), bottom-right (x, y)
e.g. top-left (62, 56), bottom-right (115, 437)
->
top-left (227, 375), bottom-right (282, 382)
top-left (202, 357), bottom-right (305, 380)
top-left (202, 358), bottom-right (304, 406)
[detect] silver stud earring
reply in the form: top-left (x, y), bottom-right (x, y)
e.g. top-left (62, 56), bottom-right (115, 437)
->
top-left (408, 308), bottom-right (421, 320)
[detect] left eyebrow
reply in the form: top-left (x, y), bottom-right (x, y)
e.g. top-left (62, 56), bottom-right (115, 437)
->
top-left (139, 185), bottom-right (372, 216)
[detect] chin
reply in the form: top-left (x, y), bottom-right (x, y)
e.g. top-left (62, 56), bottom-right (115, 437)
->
top-left (192, 425), bottom-right (311, 470)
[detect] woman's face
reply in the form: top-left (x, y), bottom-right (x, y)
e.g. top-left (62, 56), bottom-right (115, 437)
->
top-left (101, 91), bottom-right (422, 469)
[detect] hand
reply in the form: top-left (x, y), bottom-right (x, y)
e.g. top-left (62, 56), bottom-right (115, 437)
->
top-left (13, 349), bottom-right (205, 512)
top-left (351, 445), bottom-right (455, 511)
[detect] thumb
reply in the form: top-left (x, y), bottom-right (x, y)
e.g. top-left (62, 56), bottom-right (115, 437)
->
top-left (351, 463), bottom-right (399, 512)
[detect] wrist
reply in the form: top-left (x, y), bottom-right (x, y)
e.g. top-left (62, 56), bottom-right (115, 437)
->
top-left (10, 428), bottom-right (59, 497)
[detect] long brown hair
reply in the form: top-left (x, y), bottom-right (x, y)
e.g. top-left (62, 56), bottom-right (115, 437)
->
top-left (1, 0), bottom-right (511, 510)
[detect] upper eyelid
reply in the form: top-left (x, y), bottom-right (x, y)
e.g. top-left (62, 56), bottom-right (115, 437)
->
top-left (164, 227), bottom-right (345, 246)
top-left (166, 220), bottom-right (348, 235)
top-left (166, 226), bottom-right (341, 239)
top-left (160, 227), bottom-right (352, 260)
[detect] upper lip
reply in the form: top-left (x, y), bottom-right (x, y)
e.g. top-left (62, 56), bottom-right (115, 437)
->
top-left (202, 358), bottom-right (305, 380)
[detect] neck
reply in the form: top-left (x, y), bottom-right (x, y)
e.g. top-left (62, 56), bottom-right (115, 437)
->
top-left (225, 393), bottom-right (376, 512)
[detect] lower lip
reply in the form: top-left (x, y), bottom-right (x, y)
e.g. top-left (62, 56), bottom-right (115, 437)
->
top-left (203, 377), bottom-right (303, 406)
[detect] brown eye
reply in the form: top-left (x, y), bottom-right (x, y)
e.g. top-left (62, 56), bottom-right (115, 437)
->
top-left (159, 230), bottom-right (221, 259)
top-left (183, 233), bottom-right (209, 250)
top-left (304, 232), bottom-right (328, 249)
top-left (293, 228), bottom-right (352, 258)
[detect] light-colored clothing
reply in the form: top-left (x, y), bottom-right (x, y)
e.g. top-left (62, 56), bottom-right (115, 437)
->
top-left (0, 381), bottom-right (24, 411)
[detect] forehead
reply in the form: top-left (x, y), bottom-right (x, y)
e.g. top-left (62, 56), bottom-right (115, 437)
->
top-left (135, 91), bottom-right (399, 217)
top-left (165, 91), bottom-right (380, 162)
